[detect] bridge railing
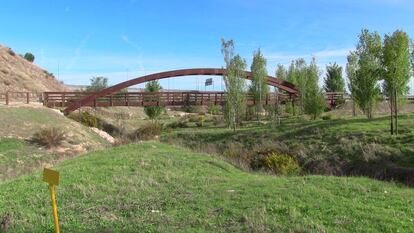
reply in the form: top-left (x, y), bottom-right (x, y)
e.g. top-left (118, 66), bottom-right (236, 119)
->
top-left (43, 91), bottom-right (292, 108)
top-left (0, 92), bottom-right (43, 105)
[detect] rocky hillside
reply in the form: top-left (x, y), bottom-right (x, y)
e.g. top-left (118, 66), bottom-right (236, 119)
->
top-left (0, 44), bottom-right (67, 92)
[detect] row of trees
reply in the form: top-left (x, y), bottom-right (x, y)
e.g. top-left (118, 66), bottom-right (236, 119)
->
top-left (221, 39), bottom-right (327, 130)
top-left (346, 29), bottom-right (413, 134)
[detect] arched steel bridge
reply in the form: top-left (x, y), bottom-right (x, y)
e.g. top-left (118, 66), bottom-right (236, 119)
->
top-left (62, 68), bottom-right (298, 114)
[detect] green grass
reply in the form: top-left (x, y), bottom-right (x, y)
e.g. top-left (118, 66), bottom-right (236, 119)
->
top-left (0, 106), bottom-right (108, 148)
top-left (162, 115), bottom-right (414, 173)
top-left (0, 142), bottom-right (413, 232)
top-left (0, 138), bottom-right (58, 181)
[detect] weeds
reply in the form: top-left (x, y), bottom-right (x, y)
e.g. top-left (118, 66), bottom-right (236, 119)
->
top-left (32, 128), bottom-right (65, 148)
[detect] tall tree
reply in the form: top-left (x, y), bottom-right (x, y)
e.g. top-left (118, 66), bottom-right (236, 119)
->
top-left (221, 39), bottom-right (247, 131)
top-left (250, 49), bottom-right (269, 119)
top-left (346, 52), bottom-right (359, 117)
top-left (286, 61), bottom-right (297, 85)
top-left (293, 58), bottom-right (308, 114)
top-left (86, 77), bottom-right (108, 92)
top-left (144, 81), bottom-right (163, 121)
top-left (303, 58), bottom-right (326, 119)
top-left (382, 30), bottom-right (412, 135)
top-left (353, 29), bottom-right (382, 119)
top-left (276, 64), bottom-right (287, 80)
top-left (324, 63), bottom-right (345, 93)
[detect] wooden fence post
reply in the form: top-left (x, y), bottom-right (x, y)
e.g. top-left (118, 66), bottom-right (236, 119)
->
top-left (5, 92), bottom-right (9, 105)
top-left (26, 92), bottom-right (30, 104)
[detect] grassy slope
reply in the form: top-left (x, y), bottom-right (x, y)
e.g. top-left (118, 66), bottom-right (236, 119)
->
top-left (0, 105), bottom-right (109, 181)
top-left (162, 115), bottom-right (414, 169)
top-left (0, 142), bottom-right (413, 232)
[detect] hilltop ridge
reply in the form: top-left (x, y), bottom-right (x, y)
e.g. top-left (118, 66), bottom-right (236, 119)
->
top-left (0, 44), bottom-right (67, 92)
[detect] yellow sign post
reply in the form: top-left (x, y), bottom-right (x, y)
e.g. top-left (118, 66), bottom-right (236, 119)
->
top-left (43, 168), bottom-right (60, 233)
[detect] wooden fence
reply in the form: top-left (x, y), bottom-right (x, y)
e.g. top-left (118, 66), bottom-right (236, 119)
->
top-left (43, 91), bottom-right (293, 108)
top-left (0, 92), bottom-right (43, 105)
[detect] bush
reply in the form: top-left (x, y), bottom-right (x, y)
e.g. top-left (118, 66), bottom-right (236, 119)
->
top-left (264, 152), bottom-right (301, 175)
top-left (208, 105), bottom-right (221, 115)
top-left (130, 122), bottom-right (162, 140)
top-left (7, 48), bottom-right (15, 56)
top-left (32, 128), bottom-right (65, 148)
top-left (23, 52), bottom-right (35, 62)
top-left (195, 115), bottom-right (205, 127)
top-left (68, 111), bottom-right (99, 128)
top-left (166, 120), bottom-right (188, 129)
top-left (250, 151), bottom-right (300, 175)
top-left (182, 105), bottom-right (203, 114)
top-left (321, 114), bottom-right (332, 120)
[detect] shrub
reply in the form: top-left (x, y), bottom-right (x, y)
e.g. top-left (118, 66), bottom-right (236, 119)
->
top-left (195, 115), bottom-right (205, 127)
top-left (182, 105), bottom-right (203, 114)
top-left (250, 151), bottom-right (300, 175)
top-left (208, 105), bottom-right (221, 115)
top-left (32, 128), bottom-right (65, 148)
top-left (166, 120), bottom-right (188, 129)
top-left (264, 152), bottom-right (301, 175)
top-left (7, 48), bottom-right (15, 56)
top-left (68, 111), bottom-right (99, 128)
top-left (144, 106), bottom-right (163, 121)
top-left (321, 114), bottom-right (332, 120)
top-left (130, 122), bottom-right (162, 141)
top-left (23, 52), bottom-right (35, 62)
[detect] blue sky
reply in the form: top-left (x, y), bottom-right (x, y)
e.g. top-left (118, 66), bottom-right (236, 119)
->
top-left (1, 0), bottom-right (413, 91)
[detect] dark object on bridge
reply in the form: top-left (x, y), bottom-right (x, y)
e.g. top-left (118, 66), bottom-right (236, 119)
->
top-left (62, 68), bottom-right (299, 114)
top-left (205, 78), bottom-right (213, 86)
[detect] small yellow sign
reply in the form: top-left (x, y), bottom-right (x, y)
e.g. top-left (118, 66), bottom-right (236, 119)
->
top-left (43, 168), bottom-right (59, 186)
top-left (43, 168), bottom-right (60, 233)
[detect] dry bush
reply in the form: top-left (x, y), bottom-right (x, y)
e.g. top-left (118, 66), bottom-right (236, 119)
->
top-left (32, 128), bottom-right (65, 148)
top-left (130, 122), bottom-right (162, 141)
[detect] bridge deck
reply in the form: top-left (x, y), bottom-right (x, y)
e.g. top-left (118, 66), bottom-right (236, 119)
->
top-left (44, 91), bottom-right (293, 108)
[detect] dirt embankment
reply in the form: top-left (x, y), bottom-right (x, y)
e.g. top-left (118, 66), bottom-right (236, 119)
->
top-left (0, 44), bottom-right (67, 93)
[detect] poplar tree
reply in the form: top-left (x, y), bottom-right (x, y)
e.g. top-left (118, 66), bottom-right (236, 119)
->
top-left (221, 39), bottom-right (247, 131)
top-left (276, 64), bottom-right (287, 80)
top-left (250, 49), bottom-right (269, 119)
top-left (303, 58), bottom-right (326, 119)
top-left (382, 30), bottom-right (412, 135)
top-left (353, 29), bottom-right (382, 119)
top-left (346, 52), bottom-right (359, 117)
top-left (324, 63), bottom-right (345, 93)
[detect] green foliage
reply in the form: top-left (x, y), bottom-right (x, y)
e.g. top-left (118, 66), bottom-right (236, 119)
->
top-left (86, 77), bottom-right (108, 92)
top-left (321, 114), bottom-right (332, 120)
top-left (382, 30), bottom-right (412, 134)
top-left (285, 101), bottom-right (298, 116)
top-left (144, 106), bottom-right (163, 121)
top-left (32, 128), bottom-right (65, 148)
top-left (275, 64), bottom-right (288, 80)
top-left (350, 29), bottom-right (382, 119)
top-left (208, 104), bottom-right (221, 115)
top-left (144, 80), bottom-right (164, 121)
top-left (131, 122), bottom-right (162, 140)
top-left (221, 39), bottom-right (247, 131)
top-left (182, 105), bottom-right (203, 114)
top-left (195, 115), bottom-right (205, 127)
top-left (264, 152), bottom-right (301, 175)
top-left (250, 49), bottom-right (269, 115)
top-left (68, 111), bottom-right (99, 128)
top-left (324, 63), bottom-right (345, 92)
top-left (166, 120), bottom-right (188, 129)
top-left (23, 52), bottom-right (35, 62)
top-left (303, 58), bottom-right (326, 119)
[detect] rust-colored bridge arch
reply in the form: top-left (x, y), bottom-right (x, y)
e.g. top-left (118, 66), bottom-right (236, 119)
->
top-left (63, 68), bottom-right (298, 114)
